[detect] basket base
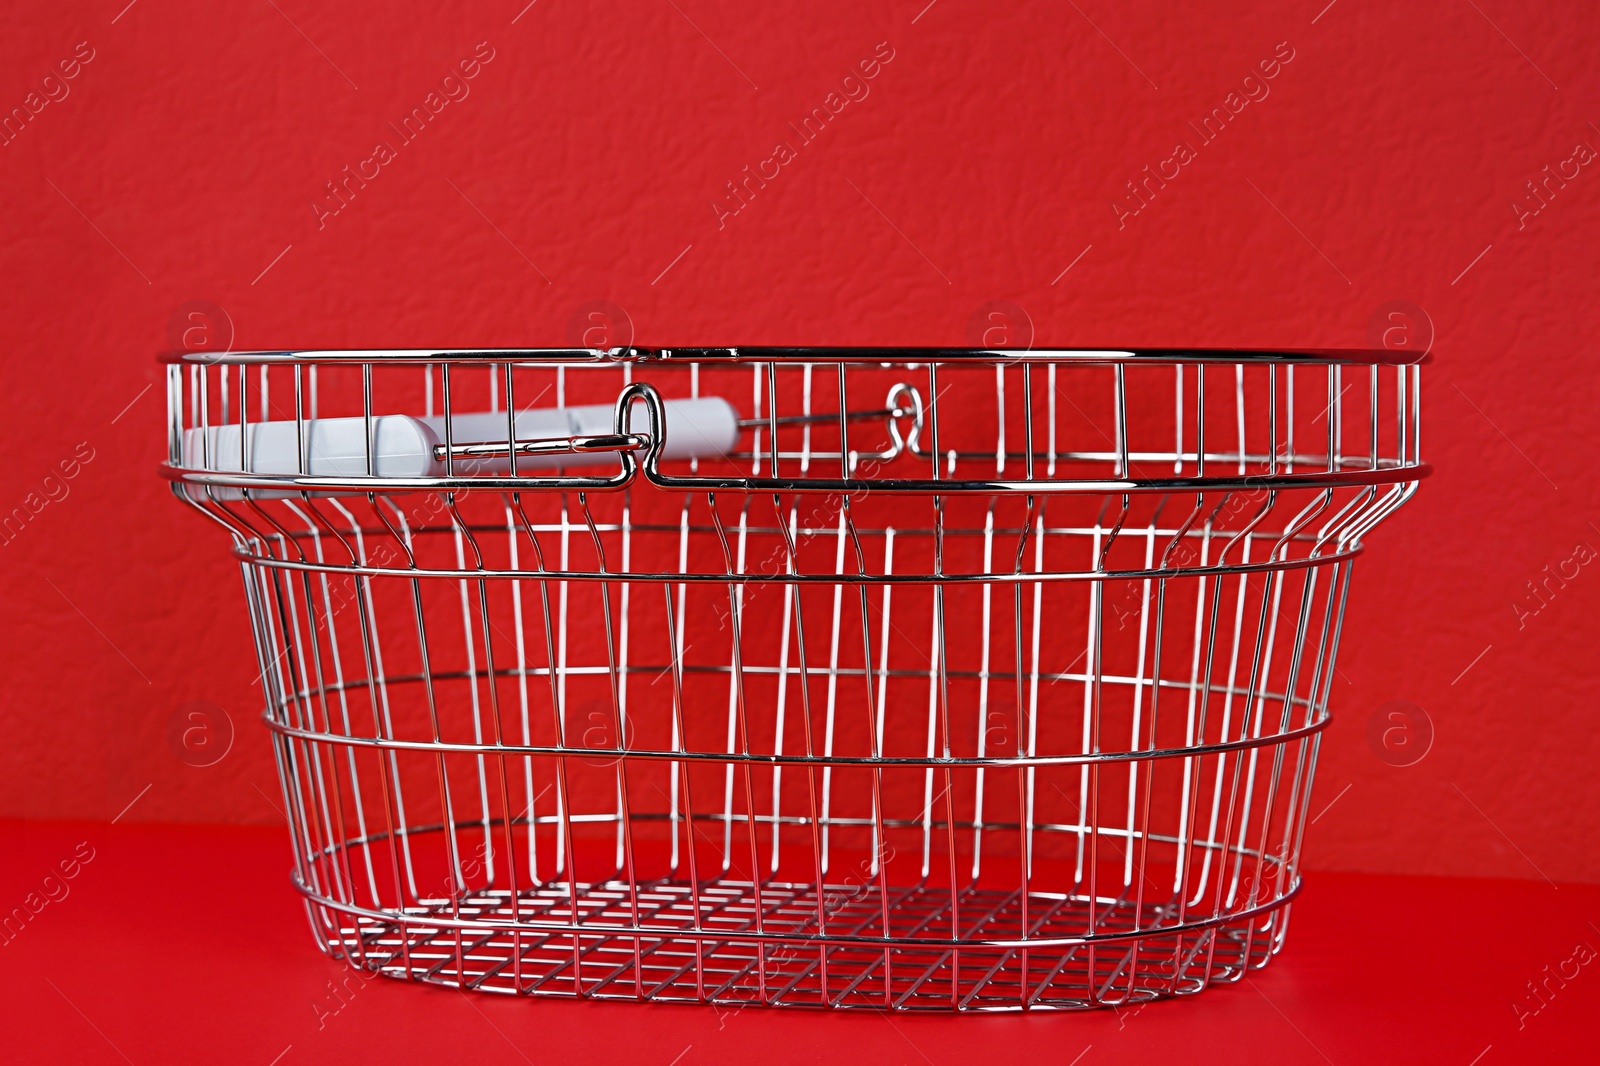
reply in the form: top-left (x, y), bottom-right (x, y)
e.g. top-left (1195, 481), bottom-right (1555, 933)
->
top-left (313, 877), bottom-right (1284, 1010)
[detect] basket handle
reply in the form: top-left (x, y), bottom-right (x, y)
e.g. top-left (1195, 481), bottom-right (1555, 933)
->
top-left (426, 390), bottom-right (735, 478)
top-left (169, 388), bottom-right (738, 495)
top-left (431, 430), bottom-right (650, 464)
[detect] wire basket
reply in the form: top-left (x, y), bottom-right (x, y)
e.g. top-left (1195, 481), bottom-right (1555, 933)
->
top-left (163, 346), bottom-right (1426, 1011)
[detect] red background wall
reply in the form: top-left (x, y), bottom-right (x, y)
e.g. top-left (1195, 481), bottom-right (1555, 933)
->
top-left (1, 0), bottom-right (1595, 883)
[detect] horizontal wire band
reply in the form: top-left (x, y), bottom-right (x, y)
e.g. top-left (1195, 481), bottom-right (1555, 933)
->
top-left (310, 810), bottom-right (1297, 848)
top-left (161, 345), bottom-right (1430, 367)
top-left (227, 543), bottom-right (1363, 582)
top-left (264, 711), bottom-right (1328, 768)
top-left (163, 463), bottom-right (1428, 495)
top-left (271, 665), bottom-right (1318, 715)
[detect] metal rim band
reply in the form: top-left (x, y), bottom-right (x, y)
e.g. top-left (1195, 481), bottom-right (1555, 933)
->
top-left (159, 344), bottom-right (1430, 367)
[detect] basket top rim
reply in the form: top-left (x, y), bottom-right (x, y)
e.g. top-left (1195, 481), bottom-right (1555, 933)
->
top-left (160, 346), bottom-right (1431, 367)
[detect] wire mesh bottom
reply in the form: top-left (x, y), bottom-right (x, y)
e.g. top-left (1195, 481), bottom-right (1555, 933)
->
top-left (317, 878), bottom-right (1283, 1010)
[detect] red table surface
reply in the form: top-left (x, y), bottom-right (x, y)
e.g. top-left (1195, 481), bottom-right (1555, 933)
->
top-left (1, 820), bottom-right (1594, 1064)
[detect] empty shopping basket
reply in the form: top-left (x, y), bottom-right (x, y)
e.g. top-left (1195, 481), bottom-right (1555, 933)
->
top-left (163, 346), bottom-right (1426, 1010)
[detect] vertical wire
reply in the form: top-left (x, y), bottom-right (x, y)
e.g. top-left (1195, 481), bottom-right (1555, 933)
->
top-left (660, 575), bottom-right (706, 997)
top-left (1034, 360), bottom-right (1055, 1002)
top-left (972, 498), bottom-right (996, 880)
top-left (836, 360), bottom-right (893, 999)
top-left (452, 508), bottom-right (495, 887)
top-left (502, 365), bottom-right (538, 889)
top-left (1084, 515), bottom-right (1106, 1006)
top-left (332, 498), bottom-right (415, 913)
top-left (668, 363), bottom-right (701, 876)
top-left (820, 363), bottom-right (853, 878)
top-left (1234, 369), bottom-right (1288, 940)
top-left (771, 484), bottom-right (795, 875)
top-left (580, 495), bottom-right (643, 993)
top-left (1025, 507), bottom-right (1045, 879)
top-left (773, 490), bottom-right (829, 996)
top-left (514, 487), bottom-right (583, 983)
top-left (819, 506), bottom-right (847, 874)
top-left (475, 543), bottom-right (521, 931)
top-left (720, 496), bottom-right (751, 870)
top-left (919, 363), bottom-right (943, 880)
top-left (264, 531), bottom-right (336, 921)
top-left (1225, 369), bottom-right (1280, 908)
top-left (721, 362), bottom-right (761, 870)
top-left (971, 365), bottom-right (1003, 879)
top-left (670, 492), bottom-right (691, 873)
top-left (1370, 364), bottom-right (1380, 473)
top-left (929, 362), bottom-right (964, 1007)
top-left (501, 495), bottom-right (536, 978)
top-left (790, 363), bottom-right (832, 996)
top-left (616, 363), bottom-right (637, 881)
top-left (288, 501), bottom-right (379, 916)
top-left (1286, 364), bottom-right (1296, 471)
top-left (1328, 364), bottom-right (1340, 474)
top-left (1125, 519), bottom-right (1156, 889)
top-left (1014, 361), bottom-right (1036, 1007)
top-left (1173, 364), bottom-right (1214, 970)
top-left (1076, 521), bottom-right (1100, 884)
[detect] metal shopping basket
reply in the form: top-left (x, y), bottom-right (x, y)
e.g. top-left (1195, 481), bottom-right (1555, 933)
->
top-left (163, 346), bottom-right (1426, 1011)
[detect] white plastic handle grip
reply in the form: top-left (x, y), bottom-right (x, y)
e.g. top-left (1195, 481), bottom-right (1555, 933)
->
top-left (182, 397), bottom-right (740, 478)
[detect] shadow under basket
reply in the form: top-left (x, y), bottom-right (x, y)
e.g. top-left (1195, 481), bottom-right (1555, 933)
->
top-left (164, 345), bottom-right (1426, 1011)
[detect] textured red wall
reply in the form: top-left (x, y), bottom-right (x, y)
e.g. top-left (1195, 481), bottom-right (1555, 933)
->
top-left (1, 0), bottom-right (1595, 883)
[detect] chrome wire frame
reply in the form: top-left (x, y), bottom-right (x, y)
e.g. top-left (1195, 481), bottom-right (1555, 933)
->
top-left (163, 347), bottom-right (1425, 1011)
